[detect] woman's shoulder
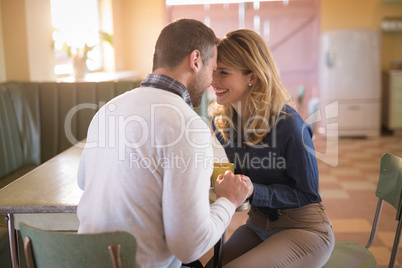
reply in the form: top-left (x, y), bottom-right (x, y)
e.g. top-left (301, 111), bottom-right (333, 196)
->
top-left (276, 105), bottom-right (309, 134)
top-left (279, 105), bottom-right (303, 124)
top-left (283, 104), bottom-right (298, 116)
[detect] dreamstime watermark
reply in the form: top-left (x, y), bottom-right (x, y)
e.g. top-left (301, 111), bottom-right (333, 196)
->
top-left (64, 100), bottom-right (339, 167)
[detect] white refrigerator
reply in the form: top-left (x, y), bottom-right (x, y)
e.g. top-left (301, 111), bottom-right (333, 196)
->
top-left (319, 29), bottom-right (381, 137)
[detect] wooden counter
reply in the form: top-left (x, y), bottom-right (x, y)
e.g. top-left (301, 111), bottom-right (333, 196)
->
top-left (0, 143), bottom-right (84, 268)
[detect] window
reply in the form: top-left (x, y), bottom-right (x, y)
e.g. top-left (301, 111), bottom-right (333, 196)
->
top-left (50, 0), bottom-right (104, 77)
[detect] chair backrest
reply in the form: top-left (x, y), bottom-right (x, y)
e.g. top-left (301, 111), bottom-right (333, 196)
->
top-left (375, 153), bottom-right (402, 220)
top-left (19, 223), bottom-right (136, 268)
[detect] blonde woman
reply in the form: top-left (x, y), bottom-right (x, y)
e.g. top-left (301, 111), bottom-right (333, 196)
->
top-left (206, 29), bottom-right (335, 268)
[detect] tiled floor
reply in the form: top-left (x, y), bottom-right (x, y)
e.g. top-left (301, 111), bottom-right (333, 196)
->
top-left (200, 133), bottom-right (402, 267)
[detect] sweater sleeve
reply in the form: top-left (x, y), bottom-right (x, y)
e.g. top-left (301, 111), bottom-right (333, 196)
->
top-left (159, 112), bottom-right (236, 263)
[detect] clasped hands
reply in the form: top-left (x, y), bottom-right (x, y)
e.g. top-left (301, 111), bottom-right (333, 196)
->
top-left (214, 170), bottom-right (253, 208)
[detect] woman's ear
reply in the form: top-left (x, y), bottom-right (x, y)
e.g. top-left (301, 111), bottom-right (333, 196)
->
top-left (249, 73), bottom-right (257, 86)
top-left (189, 50), bottom-right (202, 72)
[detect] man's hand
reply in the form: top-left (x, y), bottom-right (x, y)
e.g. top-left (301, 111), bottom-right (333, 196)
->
top-left (214, 171), bottom-right (252, 208)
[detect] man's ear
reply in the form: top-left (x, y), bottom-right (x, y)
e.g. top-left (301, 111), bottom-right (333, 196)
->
top-left (189, 50), bottom-right (202, 73)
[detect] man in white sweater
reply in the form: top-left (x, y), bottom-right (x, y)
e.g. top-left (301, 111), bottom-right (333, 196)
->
top-left (77, 19), bottom-right (252, 268)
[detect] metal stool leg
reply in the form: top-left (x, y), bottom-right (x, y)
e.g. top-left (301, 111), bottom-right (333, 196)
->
top-left (6, 213), bottom-right (19, 268)
top-left (213, 234), bottom-right (224, 268)
top-left (213, 239), bottom-right (220, 268)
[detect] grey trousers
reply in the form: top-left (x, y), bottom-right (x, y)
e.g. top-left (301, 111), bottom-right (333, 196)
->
top-left (206, 203), bottom-right (335, 268)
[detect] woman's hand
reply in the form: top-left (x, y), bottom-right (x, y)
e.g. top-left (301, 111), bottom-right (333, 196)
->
top-left (239, 175), bottom-right (254, 199)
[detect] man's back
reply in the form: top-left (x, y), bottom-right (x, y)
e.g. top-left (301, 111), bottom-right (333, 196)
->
top-left (77, 87), bottom-right (234, 267)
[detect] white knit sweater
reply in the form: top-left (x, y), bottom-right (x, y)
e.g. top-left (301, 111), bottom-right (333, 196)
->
top-left (77, 87), bottom-right (235, 268)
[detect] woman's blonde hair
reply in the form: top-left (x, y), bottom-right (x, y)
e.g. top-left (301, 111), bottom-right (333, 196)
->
top-left (212, 29), bottom-right (291, 145)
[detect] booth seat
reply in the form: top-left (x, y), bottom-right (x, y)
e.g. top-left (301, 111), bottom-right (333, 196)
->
top-left (0, 80), bottom-right (141, 266)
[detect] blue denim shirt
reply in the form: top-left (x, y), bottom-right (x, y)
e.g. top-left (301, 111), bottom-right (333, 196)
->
top-left (212, 105), bottom-right (321, 220)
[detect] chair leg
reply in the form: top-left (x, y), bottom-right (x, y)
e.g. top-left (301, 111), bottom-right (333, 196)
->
top-left (365, 199), bottom-right (383, 248)
top-left (108, 243), bottom-right (122, 268)
top-left (389, 219), bottom-right (402, 268)
top-left (23, 236), bottom-right (35, 268)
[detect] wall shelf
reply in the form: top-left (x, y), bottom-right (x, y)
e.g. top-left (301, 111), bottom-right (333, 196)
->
top-left (57, 71), bottom-right (139, 82)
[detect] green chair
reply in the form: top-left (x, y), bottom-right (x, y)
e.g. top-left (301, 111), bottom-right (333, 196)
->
top-left (19, 223), bottom-right (136, 268)
top-left (323, 153), bottom-right (402, 268)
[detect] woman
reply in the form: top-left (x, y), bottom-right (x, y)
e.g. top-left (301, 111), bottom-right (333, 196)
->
top-left (206, 29), bottom-right (334, 268)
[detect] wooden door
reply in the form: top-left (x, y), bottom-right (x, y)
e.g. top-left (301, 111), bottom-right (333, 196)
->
top-left (167, 0), bottom-right (320, 119)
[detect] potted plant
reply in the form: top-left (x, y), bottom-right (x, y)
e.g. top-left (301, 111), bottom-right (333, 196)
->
top-left (53, 30), bottom-right (113, 79)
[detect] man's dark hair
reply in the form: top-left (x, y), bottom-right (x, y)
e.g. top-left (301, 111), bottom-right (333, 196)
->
top-left (152, 19), bottom-right (218, 71)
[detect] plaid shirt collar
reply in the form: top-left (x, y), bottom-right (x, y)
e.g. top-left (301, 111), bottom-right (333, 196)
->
top-left (140, 74), bottom-right (193, 109)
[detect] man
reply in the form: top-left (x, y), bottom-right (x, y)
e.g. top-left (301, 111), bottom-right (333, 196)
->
top-left (77, 19), bottom-right (251, 268)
